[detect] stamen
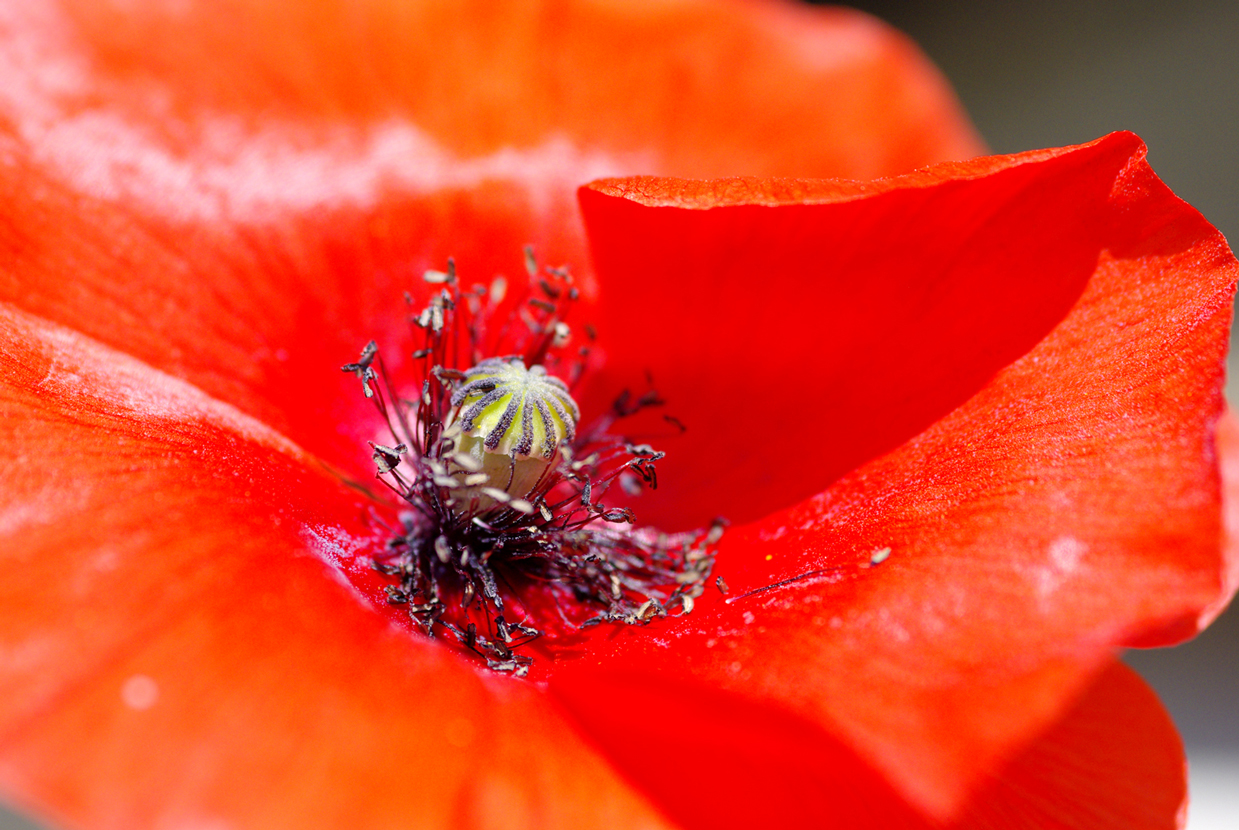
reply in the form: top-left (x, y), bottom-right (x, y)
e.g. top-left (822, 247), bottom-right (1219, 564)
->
top-left (343, 250), bottom-right (722, 675)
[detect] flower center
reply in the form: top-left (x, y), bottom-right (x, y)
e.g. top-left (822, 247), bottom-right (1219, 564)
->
top-left (443, 357), bottom-right (579, 513)
top-left (343, 251), bottom-right (722, 676)
top-left (451, 357), bottom-right (579, 459)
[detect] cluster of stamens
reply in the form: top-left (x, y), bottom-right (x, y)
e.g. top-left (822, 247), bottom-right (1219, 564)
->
top-left (343, 250), bottom-right (720, 675)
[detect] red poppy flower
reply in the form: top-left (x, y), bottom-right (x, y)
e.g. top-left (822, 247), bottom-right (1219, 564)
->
top-left (0, 2), bottom-right (1235, 830)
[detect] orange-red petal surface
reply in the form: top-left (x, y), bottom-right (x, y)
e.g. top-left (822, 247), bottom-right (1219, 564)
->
top-left (42, 0), bottom-right (980, 178)
top-left (0, 276), bottom-right (1206, 830)
top-left (951, 662), bottom-right (1186, 830)
top-left (0, 2), bottom-right (1230, 828)
top-left (551, 660), bottom-right (1187, 830)
top-left (0, 0), bottom-right (980, 488)
top-left (0, 304), bottom-right (672, 830)
top-left (565, 133), bottom-right (1237, 818)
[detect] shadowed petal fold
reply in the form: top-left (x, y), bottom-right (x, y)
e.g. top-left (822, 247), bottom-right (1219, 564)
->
top-left (569, 132), bottom-right (1237, 818)
top-left (951, 662), bottom-right (1187, 830)
top-left (550, 661), bottom-right (1187, 830)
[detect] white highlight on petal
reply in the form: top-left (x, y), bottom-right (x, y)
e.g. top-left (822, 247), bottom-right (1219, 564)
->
top-left (0, 492), bottom-right (79, 538)
top-left (30, 113), bottom-right (640, 225)
top-left (0, 5), bottom-right (650, 224)
top-left (298, 524), bottom-right (392, 613)
top-left (1049, 535), bottom-right (1086, 572)
top-left (120, 674), bottom-right (159, 710)
top-left (1035, 535), bottom-right (1088, 599)
top-left (0, 303), bottom-right (312, 559)
top-left (300, 523), bottom-right (376, 581)
top-left (12, 304), bottom-right (302, 457)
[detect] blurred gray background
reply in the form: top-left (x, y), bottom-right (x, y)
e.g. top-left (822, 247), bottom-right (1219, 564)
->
top-left (2, 1), bottom-right (1236, 828)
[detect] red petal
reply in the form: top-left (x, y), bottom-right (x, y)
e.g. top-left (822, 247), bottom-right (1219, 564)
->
top-left (0, 126), bottom-right (588, 484)
top-left (951, 661), bottom-right (1186, 830)
top-left (550, 660), bottom-right (1186, 830)
top-left (568, 132), bottom-right (1237, 817)
top-left (579, 133), bottom-right (1236, 530)
top-left (0, 0), bottom-right (978, 480)
top-left (43, 0), bottom-right (980, 178)
top-left (0, 305), bottom-right (671, 830)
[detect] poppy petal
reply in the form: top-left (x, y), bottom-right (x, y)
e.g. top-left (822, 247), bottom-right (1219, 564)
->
top-left (34, 0), bottom-right (980, 177)
top-left (549, 660), bottom-right (1186, 830)
top-left (0, 0), bottom-right (978, 477)
top-left (0, 149), bottom-right (589, 482)
top-left (0, 304), bottom-right (672, 830)
top-left (578, 131), bottom-right (1236, 530)
top-left (950, 661), bottom-right (1186, 830)
top-left (566, 132), bottom-right (1237, 818)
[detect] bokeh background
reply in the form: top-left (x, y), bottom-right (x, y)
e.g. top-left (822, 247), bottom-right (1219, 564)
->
top-left (2, 1), bottom-right (1236, 828)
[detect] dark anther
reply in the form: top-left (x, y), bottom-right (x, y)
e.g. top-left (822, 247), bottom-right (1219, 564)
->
top-left (432, 366), bottom-right (468, 382)
top-left (341, 340), bottom-right (381, 398)
top-left (341, 340), bottom-right (378, 373)
top-left (369, 442), bottom-right (406, 473)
